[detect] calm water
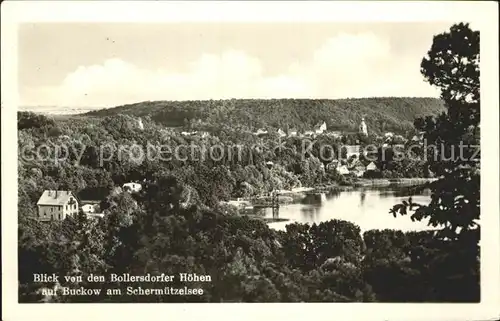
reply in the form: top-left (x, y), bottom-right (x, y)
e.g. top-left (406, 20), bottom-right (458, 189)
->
top-left (262, 186), bottom-right (433, 232)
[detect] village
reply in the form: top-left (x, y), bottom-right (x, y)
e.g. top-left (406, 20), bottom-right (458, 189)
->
top-left (35, 182), bottom-right (142, 222)
top-left (256, 117), bottom-right (425, 178)
top-left (34, 117), bottom-right (427, 223)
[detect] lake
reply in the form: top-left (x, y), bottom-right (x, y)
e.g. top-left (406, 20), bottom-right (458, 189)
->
top-left (260, 186), bottom-right (433, 232)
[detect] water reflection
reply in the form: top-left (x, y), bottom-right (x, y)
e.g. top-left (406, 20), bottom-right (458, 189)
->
top-left (325, 189), bottom-right (342, 200)
top-left (371, 185), bottom-right (432, 198)
top-left (360, 191), bottom-right (366, 206)
top-left (301, 193), bottom-right (328, 205)
top-left (265, 186), bottom-right (433, 232)
top-left (300, 206), bottom-right (321, 221)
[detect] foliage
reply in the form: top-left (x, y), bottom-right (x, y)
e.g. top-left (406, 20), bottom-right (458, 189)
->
top-left (391, 23), bottom-right (480, 240)
top-left (18, 111), bottom-right (56, 130)
top-left (388, 22), bottom-right (480, 302)
top-left (19, 206), bottom-right (478, 302)
top-left (85, 97), bottom-right (444, 136)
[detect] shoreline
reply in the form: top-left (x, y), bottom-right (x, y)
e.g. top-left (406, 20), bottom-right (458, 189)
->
top-left (312, 177), bottom-right (438, 193)
top-left (225, 177), bottom-right (437, 209)
top-left (351, 177), bottom-right (438, 188)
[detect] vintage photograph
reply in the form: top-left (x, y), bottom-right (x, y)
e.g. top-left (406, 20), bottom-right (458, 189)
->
top-left (4, 2), bottom-right (496, 314)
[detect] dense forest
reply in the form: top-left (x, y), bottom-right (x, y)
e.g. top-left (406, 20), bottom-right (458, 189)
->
top-left (17, 109), bottom-right (430, 212)
top-left (19, 205), bottom-right (479, 302)
top-left (84, 97), bottom-right (444, 135)
top-left (18, 23), bottom-right (480, 303)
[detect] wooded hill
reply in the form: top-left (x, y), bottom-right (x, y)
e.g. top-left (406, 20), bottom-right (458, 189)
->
top-left (84, 97), bottom-right (445, 135)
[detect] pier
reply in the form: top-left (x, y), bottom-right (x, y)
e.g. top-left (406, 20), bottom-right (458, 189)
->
top-left (250, 190), bottom-right (280, 219)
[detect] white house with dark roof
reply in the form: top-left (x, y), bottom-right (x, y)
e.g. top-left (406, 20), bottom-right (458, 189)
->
top-left (366, 162), bottom-right (378, 171)
top-left (37, 190), bottom-right (79, 221)
top-left (123, 182), bottom-right (142, 193)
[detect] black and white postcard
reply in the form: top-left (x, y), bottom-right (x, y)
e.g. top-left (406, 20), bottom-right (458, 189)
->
top-left (2, 1), bottom-right (499, 321)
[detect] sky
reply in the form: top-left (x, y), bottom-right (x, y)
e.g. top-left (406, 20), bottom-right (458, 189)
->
top-left (18, 22), bottom-right (448, 109)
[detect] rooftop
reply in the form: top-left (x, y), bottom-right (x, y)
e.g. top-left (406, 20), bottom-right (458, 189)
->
top-left (37, 190), bottom-right (76, 206)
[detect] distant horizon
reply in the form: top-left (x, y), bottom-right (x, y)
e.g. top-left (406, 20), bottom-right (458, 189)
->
top-left (19, 95), bottom-right (443, 112)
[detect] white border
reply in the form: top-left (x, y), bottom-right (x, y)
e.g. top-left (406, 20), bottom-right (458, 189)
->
top-left (2, 1), bottom-right (499, 321)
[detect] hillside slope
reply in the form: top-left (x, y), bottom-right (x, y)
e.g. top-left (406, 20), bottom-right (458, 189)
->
top-left (84, 97), bottom-right (445, 135)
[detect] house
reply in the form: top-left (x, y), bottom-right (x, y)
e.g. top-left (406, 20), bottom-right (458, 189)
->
top-left (347, 159), bottom-right (364, 171)
top-left (366, 162), bottom-right (377, 171)
top-left (304, 130), bottom-right (315, 136)
top-left (79, 199), bottom-right (102, 216)
top-left (328, 131), bottom-right (342, 138)
top-left (412, 132), bottom-right (425, 142)
top-left (277, 128), bottom-right (287, 138)
top-left (81, 204), bottom-right (95, 213)
top-left (354, 163), bottom-right (366, 172)
top-left (314, 122), bottom-right (327, 135)
top-left (384, 136), bottom-right (394, 144)
top-left (181, 131), bottom-right (197, 136)
top-left (353, 169), bottom-right (365, 177)
top-left (394, 134), bottom-right (406, 143)
top-left (254, 128), bottom-right (268, 136)
top-left (352, 162), bottom-right (366, 177)
top-left (86, 213), bottom-right (105, 219)
top-left (383, 133), bottom-right (397, 143)
top-left (287, 128), bottom-right (298, 137)
top-left (337, 165), bottom-right (350, 175)
top-left (123, 182), bottom-right (142, 193)
top-left (346, 158), bottom-right (358, 169)
top-left (36, 190), bottom-right (79, 221)
top-left (326, 160), bottom-right (340, 172)
top-left (343, 145), bottom-right (361, 159)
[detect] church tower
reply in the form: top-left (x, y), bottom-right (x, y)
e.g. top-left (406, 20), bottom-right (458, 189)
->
top-left (359, 117), bottom-right (368, 136)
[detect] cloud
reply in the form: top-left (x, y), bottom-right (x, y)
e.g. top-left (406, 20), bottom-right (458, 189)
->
top-left (21, 33), bottom-right (440, 108)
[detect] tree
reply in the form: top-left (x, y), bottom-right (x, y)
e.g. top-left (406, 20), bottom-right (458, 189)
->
top-left (420, 23), bottom-right (480, 106)
top-left (392, 23), bottom-right (480, 241)
top-left (18, 111), bottom-right (56, 130)
top-left (390, 23), bottom-right (480, 301)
